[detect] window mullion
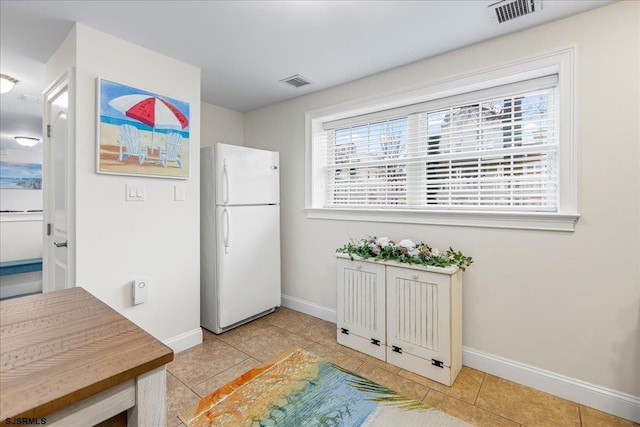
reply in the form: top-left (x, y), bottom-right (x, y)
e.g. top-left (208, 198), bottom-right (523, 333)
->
top-left (406, 114), bottom-right (423, 206)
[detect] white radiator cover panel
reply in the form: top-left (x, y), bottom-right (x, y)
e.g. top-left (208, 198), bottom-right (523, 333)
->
top-left (343, 267), bottom-right (378, 331)
top-left (387, 266), bottom-right (451, 366)
top-left (335, 254), bottom-right (463, 386)
top-left (394, 279), bottom-right (439, 351)
top-left (336, 258), bottom-right (386, 360)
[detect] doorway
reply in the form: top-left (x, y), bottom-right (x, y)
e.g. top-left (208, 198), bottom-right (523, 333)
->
top-left (42, 71), bottom-right (74, 293)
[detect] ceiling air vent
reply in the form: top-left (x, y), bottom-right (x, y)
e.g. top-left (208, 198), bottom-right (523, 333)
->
top-left (489, 0), bottom-right (541, 23)
top-left (280, 74), bottom-right (312, 88)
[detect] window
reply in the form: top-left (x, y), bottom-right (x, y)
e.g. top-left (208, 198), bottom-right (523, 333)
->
top-left (306, 49), bottom-right (578, 231)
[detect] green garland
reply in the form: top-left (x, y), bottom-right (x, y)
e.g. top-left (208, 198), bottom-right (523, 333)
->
top-left (336, 236), bottom-right (473, 271)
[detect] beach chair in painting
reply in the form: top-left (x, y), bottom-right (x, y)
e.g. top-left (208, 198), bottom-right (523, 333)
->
top-left (158, 132), bottom-right (183, 168)
top-left (117, 124), bottom-right (147, 165)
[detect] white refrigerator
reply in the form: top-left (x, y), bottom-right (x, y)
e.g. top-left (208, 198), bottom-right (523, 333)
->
top-left (200, 143), bottom-right (281, 334)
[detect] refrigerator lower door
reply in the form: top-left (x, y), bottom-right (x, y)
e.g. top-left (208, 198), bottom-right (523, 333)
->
top-left (216, 204), bottom-right (281, 329)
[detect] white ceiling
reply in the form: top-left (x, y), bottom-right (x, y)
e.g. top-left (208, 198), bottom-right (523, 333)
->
top-left (0, 0), bottom-right (613, 152)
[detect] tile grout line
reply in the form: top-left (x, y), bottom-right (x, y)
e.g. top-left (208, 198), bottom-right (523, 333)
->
top-left (437, 389), bottom-right (524, 426)
top-left (167, 371), bottom-right (198, 427)
top-left (419, 385), bottom-right (432, 403)
top-left (473, 371), bottom-right (486, 406)
top-left (578, 404), bottom-right (583, 427)
top-left (470, 371), bottom-right (524, 425)
top-left (168, 370), bottom-right (196, 395)
top-left (188, 352), bottom-right (252, 393)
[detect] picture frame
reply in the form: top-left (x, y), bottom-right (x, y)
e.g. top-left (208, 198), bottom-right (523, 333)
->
top-left (96, 78), bottom-right (190, 179)
top-left (0, 161), bottom-right (42, 190)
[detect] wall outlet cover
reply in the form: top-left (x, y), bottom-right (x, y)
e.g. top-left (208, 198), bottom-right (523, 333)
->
top-left (133, 277), bottom-right (149, 305)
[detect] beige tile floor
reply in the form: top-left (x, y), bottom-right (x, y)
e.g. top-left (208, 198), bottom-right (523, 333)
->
top-left (167, 307), bottom-right (638, 427)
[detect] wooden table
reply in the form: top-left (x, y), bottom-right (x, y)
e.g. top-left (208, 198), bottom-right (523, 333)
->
top-left (0, 287), bottom-right (174, 426)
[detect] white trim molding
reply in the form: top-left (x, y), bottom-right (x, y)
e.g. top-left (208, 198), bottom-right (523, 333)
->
top-left (463, 347), bottom-right (640, 423)
top-left (281, 293), bottom-right (337, 323)
top-left (0, 212), bottom-right (43, 222)
top-left (162, 328), bottom-right (203, 354)
top-left (283, 294), bottom-right (639, 423)
top-left (304, 208), bottom-right (579, 232)
top-left (305, 46), bottom-right (578, 232)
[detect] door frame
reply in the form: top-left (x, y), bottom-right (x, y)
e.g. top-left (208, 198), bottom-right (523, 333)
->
top-left (42, 69), bottom-right (76, 293)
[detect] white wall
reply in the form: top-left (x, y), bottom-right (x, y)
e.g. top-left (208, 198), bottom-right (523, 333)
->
top-left (244, 1), bottom-right (639, 399)
top-left (0, 219), bottom-right (42, 262)
top-left (201, 102), bottom-right (244, 148)
top-left (0, 149), bottom-right (43, 263)
top-left (46, 24), bottom-right (202, 352)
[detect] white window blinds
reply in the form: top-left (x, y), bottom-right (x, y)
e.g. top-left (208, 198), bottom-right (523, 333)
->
top-left (314, 75), bottom-right (559, 212)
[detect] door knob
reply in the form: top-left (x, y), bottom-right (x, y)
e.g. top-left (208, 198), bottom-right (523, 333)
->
top-left (54, 241), bottom-right (68, 248)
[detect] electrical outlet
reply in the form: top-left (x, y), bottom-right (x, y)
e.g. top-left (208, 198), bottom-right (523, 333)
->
top-left (133, 277), bottom-right (149, 305)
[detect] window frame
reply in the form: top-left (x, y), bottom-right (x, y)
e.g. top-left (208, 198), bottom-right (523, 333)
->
top-left (305, 47), bottom-right (579, 231)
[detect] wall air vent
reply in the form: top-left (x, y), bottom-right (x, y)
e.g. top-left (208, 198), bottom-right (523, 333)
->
top-left (489, 0), bottom-right (541, 23)
top-left (280, 74), bottom-right (312, 88)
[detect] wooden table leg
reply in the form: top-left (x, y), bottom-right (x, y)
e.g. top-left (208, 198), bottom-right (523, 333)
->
top-left (127, 366), bottom-right (166, 426)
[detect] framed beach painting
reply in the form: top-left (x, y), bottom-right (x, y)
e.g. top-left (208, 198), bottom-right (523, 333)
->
top-left (0, 161), bottom-right (42, 190)
top-left (96, 78), bottom-right (190, 179)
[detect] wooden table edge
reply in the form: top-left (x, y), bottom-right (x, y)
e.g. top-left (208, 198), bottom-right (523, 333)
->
top-left (0, 287), bottom-right (174, 423)
top-left (1, 351), bottom-right (173, 422)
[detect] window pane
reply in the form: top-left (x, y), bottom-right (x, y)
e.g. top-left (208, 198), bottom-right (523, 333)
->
top-left (328, 118), bottom-right (408, 206)
top-left (325, 86), bottom-right (557, 212)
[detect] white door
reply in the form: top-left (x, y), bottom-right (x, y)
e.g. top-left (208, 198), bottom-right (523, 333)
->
top-left (216, 204), bottom-right (280, 328)
top-left (386, 266), bottom-right (451, 366)
top-left (43, 72), bottom-right (73, 293)
top-left (215, 143), bottom-right (279, 205)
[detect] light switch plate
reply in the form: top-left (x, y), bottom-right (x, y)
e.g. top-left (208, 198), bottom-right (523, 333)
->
top-left (126, 183), bottom-right (145, 201)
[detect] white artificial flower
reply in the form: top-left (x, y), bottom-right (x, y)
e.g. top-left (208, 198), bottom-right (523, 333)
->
top-left (398, 239), bottom-right (416, 249)
top-left (376, 236), bottom-right (391, 247)
top-left (408, 248), bottom-right (420, 257)
top-left (431, 248), bottom-right (441, 257)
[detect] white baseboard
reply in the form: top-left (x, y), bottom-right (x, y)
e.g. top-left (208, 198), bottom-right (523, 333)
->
top-left (162, 328), bottom-right (203, 354)
top-left (462, 347), bottom-right (640, 423)
top-left (281, 293), bottom-right (337, 323)
top-left (0, 278), bottom-right (42, 299)
top-left (282, 294), bottom-right (640, 423)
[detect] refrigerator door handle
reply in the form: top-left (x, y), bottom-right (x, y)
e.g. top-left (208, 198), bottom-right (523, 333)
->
top-left (223, 207), bottom-right (230, 254)
top-left (223, 160), bottom-right (230, 205)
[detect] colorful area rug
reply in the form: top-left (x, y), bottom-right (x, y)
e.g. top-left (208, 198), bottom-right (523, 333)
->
top-left (180, 348), bottom-right (471, 426)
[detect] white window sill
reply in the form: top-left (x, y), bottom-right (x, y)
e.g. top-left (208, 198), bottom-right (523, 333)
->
top-left (304, 208), bottom-right (579, 232)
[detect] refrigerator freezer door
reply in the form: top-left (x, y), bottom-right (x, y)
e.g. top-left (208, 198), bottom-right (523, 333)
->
top-left (215, 143), bottom-right (279, 206)
top-left (216, 204), bottom-right (281, 329)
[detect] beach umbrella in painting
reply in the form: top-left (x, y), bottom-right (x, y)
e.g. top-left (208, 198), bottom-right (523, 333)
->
top-left (108, 95), bottom-right (188, 152)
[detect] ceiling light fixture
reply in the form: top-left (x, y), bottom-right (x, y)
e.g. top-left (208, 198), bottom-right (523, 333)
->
top-left (0, 74), bottom-right (19, 94)
top-left (14, 136), bottom-right (40, 147)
